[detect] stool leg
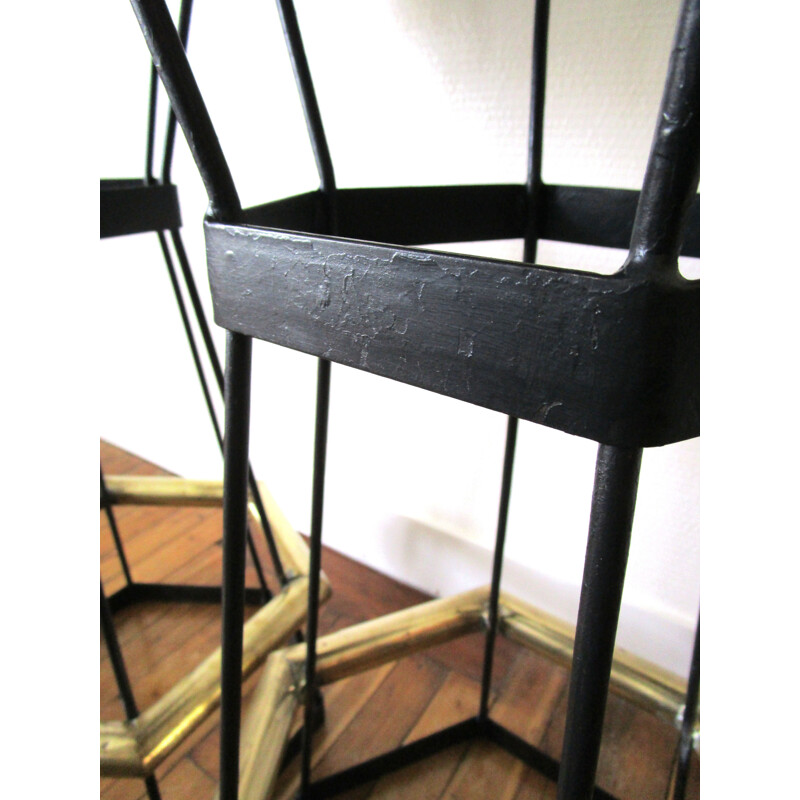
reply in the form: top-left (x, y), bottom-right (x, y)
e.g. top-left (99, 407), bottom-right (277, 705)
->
top-left (479, 415), bottom-right (518, 720)
top-left (218, 332), bottom-right (253, 800)
top-left (300, 358), bottom-right (332, 797)
top-left (556, 445), bottom-right (642, 800)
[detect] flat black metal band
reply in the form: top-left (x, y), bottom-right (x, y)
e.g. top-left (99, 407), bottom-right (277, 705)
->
top-left (242, 184), bottom-right (699, 257)
top-left (107, 582), bottom-right (265, 613)
top-left (100, 179), bottom-right (182, 238)
top-left (205, 223), bottom-right (698, 447)
top-left (300, 717), bottom-right (619, 800)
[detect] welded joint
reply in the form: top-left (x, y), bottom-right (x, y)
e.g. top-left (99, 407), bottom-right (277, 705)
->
top-left (479, 596), bottom-right (511, 631)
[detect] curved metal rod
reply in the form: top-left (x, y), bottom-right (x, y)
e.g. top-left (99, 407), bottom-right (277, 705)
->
top-left (161, 0), bottom-right (194, 184)
top-left (129, 0), bottom-right (241, 221)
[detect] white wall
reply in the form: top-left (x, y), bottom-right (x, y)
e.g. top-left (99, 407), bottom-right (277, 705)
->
top-left (99, 0), bottom-right (699, 676)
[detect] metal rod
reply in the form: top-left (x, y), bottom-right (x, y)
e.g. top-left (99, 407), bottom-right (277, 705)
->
top-left (143, 776), bottom-right (163, 800)
top-left (479, 415), bottom-right (518, 720)
top-left (523, 0), bottom-right (550, 264)
top-left (275, 0), bottom-right (337, 230)
top-left (499, 591), bottom-right (688, 727)
top-left (161, 0), bottom-right (194, 184)
top-left (556, 445), bottom-right (642, 800)
top-left (625, 0), bottom-right (699, 274)
top-left (480, 0), bottom-right (550, 722)
top-left (300, 357), bottom-right (331, 796)
top-left (129, 0), bottom-right (241, 221)
top-left (101, 581), bottom-right (140, 721)
top-left (101, 469), bottom-right (133, 586)
top-left (170, 228), bottom-right (289, 588)
top-left (144, 63), bottom-right (159, 184)
top-left (158, 232), bottom-right (224, 449)
top-left (668, 614), bottom-right (700, 800)
top-left (158, 231), bottom-right (272, 603)
top-left (218, 332), bottom-right (253, 800)
top-left (480, 0), bottom-right (550, 723)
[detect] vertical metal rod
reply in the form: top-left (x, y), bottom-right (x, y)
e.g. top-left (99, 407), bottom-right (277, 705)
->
top-left (300, 357), bottom-right (332, 797)
top-left (142, 776), bottom-right (163, 800)
top-left (135, 0), bottom-right (289, 589)
top-left (161, 0), bottom-right (194, 184)
top-left (668, 615), bottom-right (700, 800)
top-left (556, 445), bottom-right (642, 800)
top-left (218, 332), bottom-right (253, 800)
top-left (101, 470), bottom-right (134, 587)
top-left (100, 582), bottom-right (139, 720)
top-left (169, 229), bottom-right (289, 589)
top-left (158, 232), bottom-right (272, 603)
top-left (275, 0), bottom-right (338, 655)
top-left (479, 415), bottom-right (519, 720)
top-left (523, 0), bottom-right (551, 265)
top-left (144, 62), bottom-right (159, 184)
top-left (157, 233), bottom-right (224, 449)
top-left (479, 0), bottom-right (551, 720)
top-left (275, 0), bottom-right (337, 230)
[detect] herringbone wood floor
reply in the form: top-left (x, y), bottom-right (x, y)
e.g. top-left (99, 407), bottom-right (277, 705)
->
top-left (100, 440), bottom-right (699, 800)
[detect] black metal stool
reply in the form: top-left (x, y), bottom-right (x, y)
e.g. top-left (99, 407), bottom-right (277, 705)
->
top-left (99, 0), bottom-right (325, 793)
top-left (127, 0), bottom-right (700, 797)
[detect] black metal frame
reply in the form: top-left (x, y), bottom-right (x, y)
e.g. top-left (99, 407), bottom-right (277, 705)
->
top-left (100, 1), bottom-right (303, 795)
top-left (127, 0), bottom-right (700, 798)
top-left (100, 0), bottom-right (289, 614)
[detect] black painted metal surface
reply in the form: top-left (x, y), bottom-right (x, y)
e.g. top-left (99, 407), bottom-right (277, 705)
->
top-left (218, 332), bottom-right (253, 800)
top-left (556, 445), bottom-right (642, 800)
top-left (100, 179), bottom-right (181, 239)
top-left (205, 225), bottom-right (697, 447)
top-left (126, 0), bottom-right (701, 797)
top-left (240, 184), bottom-right (699, 257)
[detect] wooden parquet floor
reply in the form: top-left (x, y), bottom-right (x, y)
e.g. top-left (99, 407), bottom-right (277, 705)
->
top-left (100, 440), bottom-right (699, 800)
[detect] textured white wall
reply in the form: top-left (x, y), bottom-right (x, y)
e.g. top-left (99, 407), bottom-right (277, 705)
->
top-left (99, 0), bottom-right (699, 675)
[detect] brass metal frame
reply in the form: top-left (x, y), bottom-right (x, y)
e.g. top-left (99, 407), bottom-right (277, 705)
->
top-left (100, 478), bottom-right (330, 777)
top-left (233, 586), bottom-right (697, 800)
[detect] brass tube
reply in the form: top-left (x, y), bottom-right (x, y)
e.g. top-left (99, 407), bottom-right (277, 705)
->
top-left (283, 586), bottom-right (488, 686)
top-left (103, 475), bottom-right (226, 507)
top-left (99, 721), bottom-right (139, 777)
top-left (100, 479), bottom-right (330, 777)
top-left (253, 481), bottom-right (312, 578)
top-left (498, 592), bottom-right (687, 726)
top-left (102, 476), bottom-right (311, 578)
top-left (226, 654), bottom-right (299, 800)
top-left (101, 577), bottom-right (321, 776)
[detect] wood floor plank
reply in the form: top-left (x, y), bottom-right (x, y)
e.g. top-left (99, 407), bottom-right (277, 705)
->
top-left (271, 662), bottom-right (397, 800)
top-left (100, 441), bottom-right (698, 800)
top-left (363, 671), bottom-right (482, 799)
top-left (489, 646), bottom-right (568, 745)
top-left (441, 739), bottom-right (526, 800)
top-left (511, 768), bottom-right (558, 800)
top-left (313, 656), bottom-right (448, 780)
